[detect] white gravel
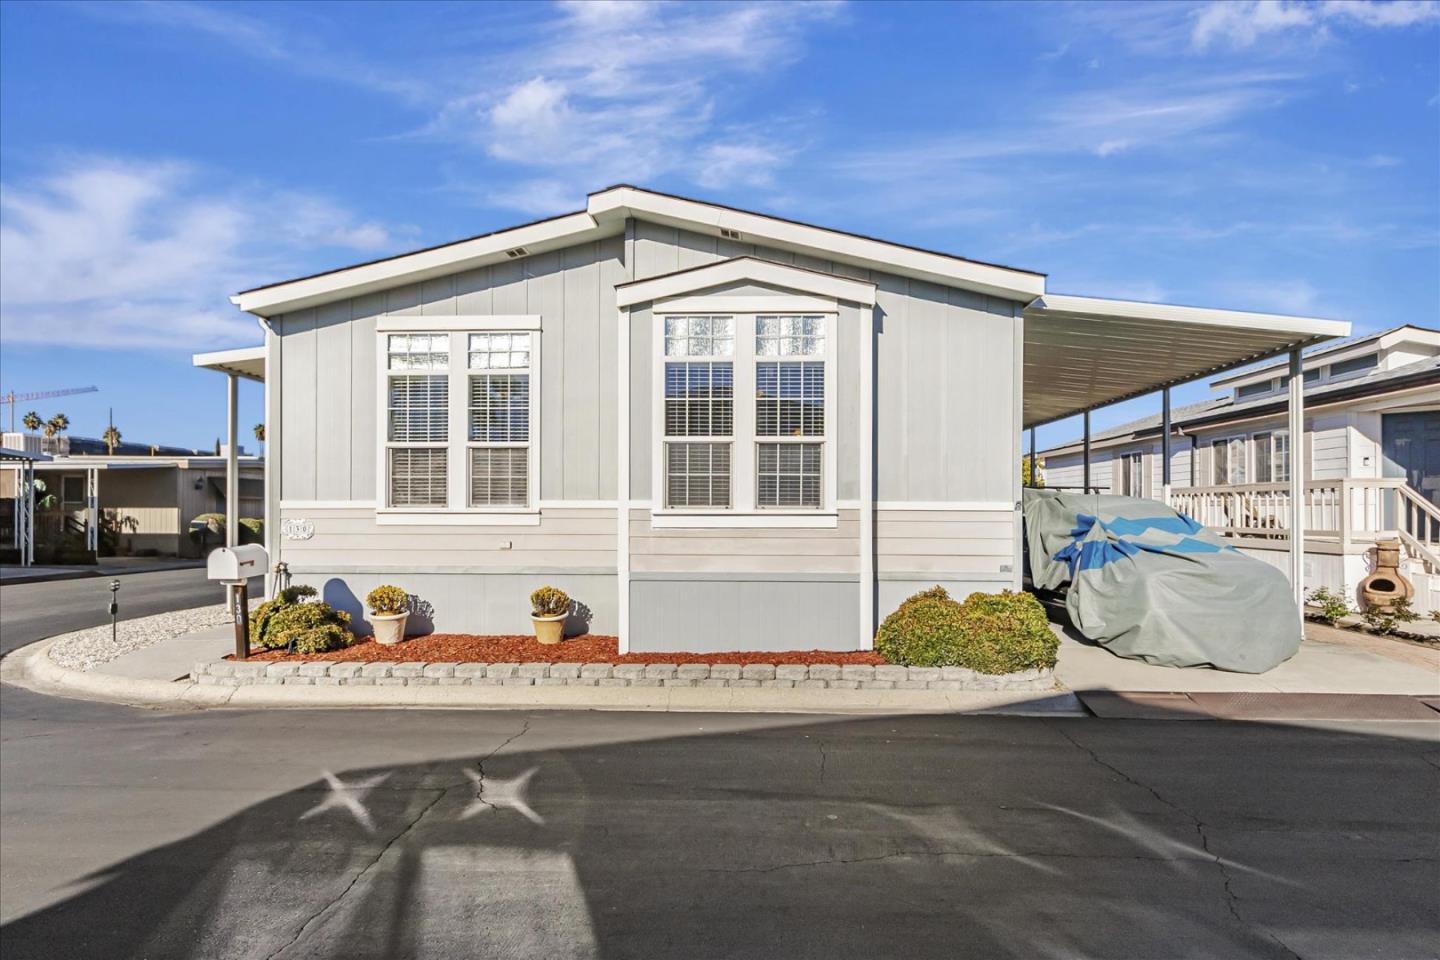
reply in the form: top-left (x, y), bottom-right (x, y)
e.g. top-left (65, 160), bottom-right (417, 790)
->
top-left (47, 604), bottom-right (231, 671)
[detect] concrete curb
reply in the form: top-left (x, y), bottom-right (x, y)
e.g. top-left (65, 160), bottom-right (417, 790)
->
top-left (1, 637), bottom-right (1086, 716)
top-left (1, 569), bottom-right (101, 586)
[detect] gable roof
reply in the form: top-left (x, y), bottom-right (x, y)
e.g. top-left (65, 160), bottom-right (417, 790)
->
top-left (1209, 323), bottom-right (1440, 388)
top-left (615, 256), bottom-right (877, 308)
top-left (231, 185), bottom-right (1045, 317)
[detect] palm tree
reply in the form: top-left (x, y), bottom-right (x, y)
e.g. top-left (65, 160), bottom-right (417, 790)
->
top-left (102, 425), bottom-right (122, 454)
top-left (253, 422), bottom-right (265, 443)
top-left (50, 413), bottom-right (69, 435)
top-left (42, 418), bottom-right (58, 438)
top-left (21, 410), bottom-right (42, 433)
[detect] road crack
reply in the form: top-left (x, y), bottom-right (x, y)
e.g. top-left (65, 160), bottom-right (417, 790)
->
top-left (472, 717), bottom-right (532, 812)
top-left (709, 848), bottom-right (1215, 875)
top-left (1054, 725), bottom-right (1303, 960)
top-left (266, 784), bottom-right (448, 959)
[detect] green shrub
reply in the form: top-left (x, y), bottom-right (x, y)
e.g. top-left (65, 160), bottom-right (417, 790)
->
top-left (366, 584), bottom-right (409, 616)
top-left (1306, 587), bottom-right (1351, 626)
top-left (238, 518), bottom-right (263, 544)
top-left (1361, 598), bottom-right (1419, 636)
top-left (530, 585), bottom-right (570, 617)
top-left (875, 588), bottom-right (1058, 674)
top-left (249, 588), bottom-right (352, 653)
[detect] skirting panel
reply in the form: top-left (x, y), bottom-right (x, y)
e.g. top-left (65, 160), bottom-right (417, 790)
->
top-left (878, 579), bottom-right (1015, 619)
top-left (289, 571), bottom-right (619, 638)
top-left (629, 577), bottom-right (860, 653)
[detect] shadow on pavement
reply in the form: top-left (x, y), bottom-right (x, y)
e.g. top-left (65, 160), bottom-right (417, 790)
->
top-left (2, 710), bottom-right (1437, 959)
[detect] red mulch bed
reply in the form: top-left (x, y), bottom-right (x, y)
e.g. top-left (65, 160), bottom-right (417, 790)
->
top-left (238, 633), bottom-right (889, 665)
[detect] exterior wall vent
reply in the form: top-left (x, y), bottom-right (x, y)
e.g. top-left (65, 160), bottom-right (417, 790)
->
top-left (719, 228), bottom-right (742, 240)
top-left (505, 247), bottom-right (528, 259)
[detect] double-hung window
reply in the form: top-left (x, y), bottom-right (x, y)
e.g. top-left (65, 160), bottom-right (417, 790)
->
top-left (1211, 437), bottom-right (1248, 485)
top-left (662, 317), bottom-right (734, 509)
top-left (655, 310), bottom-right (835, 522)
top-left (385, 334), bottom-right (450, 507)
top-left (379, 321), bottom-right (539, 518)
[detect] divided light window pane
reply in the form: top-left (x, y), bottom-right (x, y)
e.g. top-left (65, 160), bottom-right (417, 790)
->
top-left (1274, 432), bottom-right (1290, 482)
top-left (389, 448), bottom-right (447, 506)
top-left (468, 333), bottom-right (530, 370)
top-left (388, 334), bottom-right (449, 370)
top-left (469, 447), bottom-right (528, 507)
top-left (664, 316), bottom-right (733, 357)
top-left (1254, 433), bottom-right (1272, 484)
top-left (756, 361), bottom-right (824, 436)
top-left (757, 442), bottom-right (822, 508)
top-left (664, 362), bottom-right (733, 437)
top-left (665, 442), bottom-right (731, 508)
top-left (388, 376), bottom-right (448, 442)
top-left (469, 374), bottom-right (530, 442)
top-left (756, 315), bottom-right (825, 356)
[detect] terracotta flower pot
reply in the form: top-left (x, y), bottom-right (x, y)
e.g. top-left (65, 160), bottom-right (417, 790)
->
top-left (531, 612), bottom-right (566, 645)
top-left (371, 611), bottom-right (409, 645)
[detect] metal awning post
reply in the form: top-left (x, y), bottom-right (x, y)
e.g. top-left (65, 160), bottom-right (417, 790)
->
top-left (1161, 387), bottom-right (1172, 504)
top-left (226, 373), bottom-right (238, 549)
top-left (1288, 349), bottom-right (1306, 617)
top-left (86, 467), bottom-right (98, 554)
top-left (1028, 427), bottom-right (1037, 487)
top-left (22, 461), bottom-right (34, 566)
top-left (1082, 411), bottom-right (1092, 493)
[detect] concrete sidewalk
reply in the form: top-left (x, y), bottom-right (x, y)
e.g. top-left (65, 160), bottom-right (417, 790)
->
top-left (1054, 623), bottom-right (1439, 695)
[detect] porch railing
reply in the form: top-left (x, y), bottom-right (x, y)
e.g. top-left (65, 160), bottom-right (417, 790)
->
top-left (1168, 478), bottom-right (1440, 572)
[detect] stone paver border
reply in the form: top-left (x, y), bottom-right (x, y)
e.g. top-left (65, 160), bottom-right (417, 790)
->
top-left (194, 660), bottom-right (1056, 692)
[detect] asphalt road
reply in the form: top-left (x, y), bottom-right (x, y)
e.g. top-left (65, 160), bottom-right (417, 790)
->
top-left (2, 570), bottom-right (1438, 959)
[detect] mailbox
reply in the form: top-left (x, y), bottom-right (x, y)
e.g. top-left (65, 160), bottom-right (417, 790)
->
top-left (207, 544), bottom-right (268, 582)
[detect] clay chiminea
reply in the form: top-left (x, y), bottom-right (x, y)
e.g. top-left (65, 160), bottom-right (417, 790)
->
top-left (1358, 538), bottom-right (1414, 612)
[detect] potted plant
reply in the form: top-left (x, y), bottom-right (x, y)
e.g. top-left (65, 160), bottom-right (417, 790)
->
top-left (366, 585), bottom-right (411, 645)
top-left (530, 586), bottom-right (570, 645)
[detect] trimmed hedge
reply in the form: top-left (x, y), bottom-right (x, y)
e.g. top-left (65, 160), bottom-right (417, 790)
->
top-left (875, 587), bottom-right (1058, 674)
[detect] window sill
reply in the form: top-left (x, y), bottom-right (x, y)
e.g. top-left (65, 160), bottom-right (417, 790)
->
top-left (375, 509), bottom-right (541, 526)
top-left (649, 511), bottom-right (838, 529)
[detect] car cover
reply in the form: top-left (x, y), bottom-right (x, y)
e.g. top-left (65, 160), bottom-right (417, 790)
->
top-left (1023, 489), bottom-right (1301, 673)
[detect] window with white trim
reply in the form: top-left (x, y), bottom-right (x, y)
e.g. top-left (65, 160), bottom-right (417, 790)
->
top-left (1118, 452), bottom-right (1144, 497)
top-left (1211, 437), bottom-right (1247, 485)
top-left (1253, 430), bottom-right (1290, 483)
top-left (380, 327), bottom-right (538, 512)
top-left (654, 310), bottom-right (835, 517)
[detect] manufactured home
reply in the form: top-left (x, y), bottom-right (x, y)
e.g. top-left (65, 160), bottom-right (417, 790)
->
top-left (197, 185), bottom-right (1355, 652)
top-left (1040, 325), bottom-right (1440, 612)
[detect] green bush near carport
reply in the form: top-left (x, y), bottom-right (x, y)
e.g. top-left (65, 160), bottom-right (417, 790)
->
top-left (875, 587), bottom-right (1058, 674)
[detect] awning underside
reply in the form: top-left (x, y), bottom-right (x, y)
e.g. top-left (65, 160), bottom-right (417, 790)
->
top-left (1022, 296), bottom-right (1349, 428)
top-left (193, 345), bottom-right (265, 382)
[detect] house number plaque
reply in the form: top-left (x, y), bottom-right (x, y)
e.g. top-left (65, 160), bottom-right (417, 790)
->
top-left (281, 518), bottom-right (315, 541)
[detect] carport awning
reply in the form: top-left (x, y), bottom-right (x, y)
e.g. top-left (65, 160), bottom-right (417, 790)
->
top-left (193, 345), bottom-right (265, 382)
top-left (1023, 295), bottom-right (1350, 427)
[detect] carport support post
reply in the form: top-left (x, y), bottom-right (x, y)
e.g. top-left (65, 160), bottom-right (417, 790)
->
top-left (225, 372), bottom-right (238, 549)
top-left (1288, 349), bottom-right (1306, 615)
top-left (1028, 428), bottom-right (1036, 487)
top-left (1161, 387), bottom-right (1172, 504)
top-left (1082, 411), bottom-right (1091, 492)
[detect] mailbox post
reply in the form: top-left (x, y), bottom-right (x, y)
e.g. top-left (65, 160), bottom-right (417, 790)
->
top-left (207, 545), bottom-right (268, 660)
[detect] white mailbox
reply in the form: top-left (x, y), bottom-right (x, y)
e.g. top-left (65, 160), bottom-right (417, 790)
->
top-left (207, 544), bottom-right (269, 582)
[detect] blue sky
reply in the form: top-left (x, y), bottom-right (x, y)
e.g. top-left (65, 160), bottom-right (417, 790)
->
top-left (1, 0), bottom-right (1436, 451)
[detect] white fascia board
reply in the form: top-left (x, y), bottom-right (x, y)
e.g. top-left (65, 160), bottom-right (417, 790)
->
top-left (192, 345), bottom-right (267, 382)
top-left (617, 257), bottom-right (876, 308)
top-left (591, 187), bottom-right (1044, 302)
top-left (232, 212), bottom-right (605, 317)
top-left (1031, 295), bottom-right (1350, 339)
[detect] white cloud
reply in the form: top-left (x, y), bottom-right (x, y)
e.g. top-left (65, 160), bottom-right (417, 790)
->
top-left (424, 1), bottom-right (842, 211)
top-left (0, 158), bottom-right (398, 350)
top-left (1191, 0), bottom-right (1440, 50)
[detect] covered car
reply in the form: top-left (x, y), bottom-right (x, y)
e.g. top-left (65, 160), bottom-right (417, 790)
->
top-left (1023, 489), bottom-right (1301, 673)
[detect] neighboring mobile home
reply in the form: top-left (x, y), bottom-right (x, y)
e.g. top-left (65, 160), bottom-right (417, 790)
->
top-left (0, 432), bottom-right (263, 560)
top-left (1040, 325), bottom-right (1440, 612)
top-left (210, 185), bottom-right (1353, 652)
